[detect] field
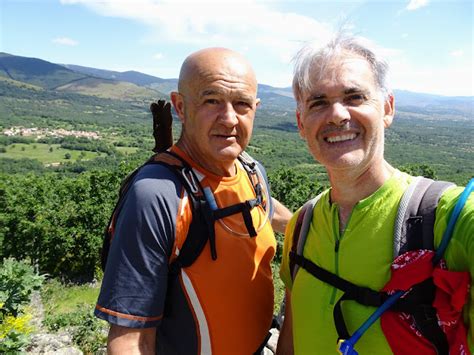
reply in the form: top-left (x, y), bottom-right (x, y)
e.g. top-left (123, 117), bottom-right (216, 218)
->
top-left (2, 143), bottom-right (106, 164)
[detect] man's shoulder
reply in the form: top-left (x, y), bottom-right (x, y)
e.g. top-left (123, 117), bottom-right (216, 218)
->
top-left (437, 183), bottom-right (474, 218)
top-left (127, 162), bottom-right (185, 203)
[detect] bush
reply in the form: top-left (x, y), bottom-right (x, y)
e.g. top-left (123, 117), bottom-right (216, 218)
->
top-left (0, 258), bottom-right (43, 352)
top-left (0, 168), bottom-right (128, 280)
top-left (0, 258), bottom-right (44, 316)
top-left (268, 167), bottom-right (323, 213)
top-left (44, 305), bottom-right (107, 354)
top-left (399, 163), bottom-right (437, 179)
top-left (0, 312), bottom-right (33, 352)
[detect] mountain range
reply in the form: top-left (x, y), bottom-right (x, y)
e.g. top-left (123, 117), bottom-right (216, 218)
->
top-left (0, 52), bottom-right (472, 118)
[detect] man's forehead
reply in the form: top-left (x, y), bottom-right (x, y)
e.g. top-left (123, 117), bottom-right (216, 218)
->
top-left (179, 49), bottom-right (257, 95)
top-left (197, 80), bottom-right (257, 98)
top-left (304, 57), bottom-right (376, 96)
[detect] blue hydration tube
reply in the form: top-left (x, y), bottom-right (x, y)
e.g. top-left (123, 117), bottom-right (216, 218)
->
top-left (338, 178), bottom-right (474, 355)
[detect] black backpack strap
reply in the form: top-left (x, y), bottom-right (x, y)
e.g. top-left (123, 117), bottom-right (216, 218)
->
top-left (394, 177), bottom-right (454, 256)
top-left (239, 151), bottom-right (268, 211)
top-left (157, 151), bottom-right (219, 266)
top-left (289, 194), bottom-right (323, 282)
top-left (392, 176), bottom-right (454, 355)
top-left (291, 251), bottom-right (388, 341)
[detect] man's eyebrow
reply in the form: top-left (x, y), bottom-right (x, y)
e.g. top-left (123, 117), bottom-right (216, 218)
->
top-left (305, 93), bottom-right (326, 103)
top-left (200, 89), bottom-right (255, 102)
top-left (344, 87), bottom-right (368, 95)
top-left (201, 89), bottom-right (220, 97)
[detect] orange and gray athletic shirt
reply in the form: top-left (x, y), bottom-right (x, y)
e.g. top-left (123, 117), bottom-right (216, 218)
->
top-left (95, 146), bottom-right (276, 354)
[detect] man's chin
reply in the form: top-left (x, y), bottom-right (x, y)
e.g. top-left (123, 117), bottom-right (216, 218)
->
top-left (215, 146), bottom-right (243, 161)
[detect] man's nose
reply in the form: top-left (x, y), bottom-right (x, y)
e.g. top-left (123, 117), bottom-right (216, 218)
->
top-left (328, 101), bottom-right (350, 126)
top-left (219, 103), bottom-right (239, 126)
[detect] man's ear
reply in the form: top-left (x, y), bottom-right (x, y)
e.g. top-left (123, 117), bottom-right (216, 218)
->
top-left (170, 91), bottom-right (185, 122)
top-left (383, 93), bottom-right (395, 128)
top-left (296, 110), bottom-right (306, 139)
top-left (255, 98), bottom-right (261, 108)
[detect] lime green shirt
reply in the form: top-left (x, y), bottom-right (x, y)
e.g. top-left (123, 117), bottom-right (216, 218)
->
top-left (280, 171), bottom-right (474, 354)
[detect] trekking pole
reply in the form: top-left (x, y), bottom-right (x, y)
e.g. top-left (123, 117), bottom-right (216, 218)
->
top-left (338, 177), bottom-right (474, 355)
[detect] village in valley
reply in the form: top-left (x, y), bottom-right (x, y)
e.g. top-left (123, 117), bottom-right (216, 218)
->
top-left (3, 126), bottom-right (100, 140)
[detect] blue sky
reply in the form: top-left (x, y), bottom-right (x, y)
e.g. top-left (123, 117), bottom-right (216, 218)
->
top-left (1, 0), bottom-right (472, 96)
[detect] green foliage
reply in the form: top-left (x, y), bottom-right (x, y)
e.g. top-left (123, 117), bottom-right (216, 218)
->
top-left (269, 167), bottom-right (324, 213)
top-left (0, 312), bottom-right (34, 353)
top-left (0, 258), bottom-right (44, 316)
top-left (41, 279), bottom-right (100, 315)
top-left (1, 143), bottom-right (108, 166)
top-left (269, 167), bottom-right (324, 264)
top-left (0, 157), bottom-right (45, 174)
top-left (44, 305), bottom-right (107, 354)
top-left (399, 163), bottom-right (437, 179)
top-left (272, 261), bottom-right (285, 314)
top-left (0, 135), bottom-right (35, 145)
top-left (42, 280), bottom-right (106, 354)
top-left (0, 168), bottom-right (130, 280)
top-left (0, 259), bottom-right (42, 352)
top-left (59, 135), bottom-right (117, 155)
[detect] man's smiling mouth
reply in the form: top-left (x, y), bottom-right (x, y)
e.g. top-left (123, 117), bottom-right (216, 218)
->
top-left (325, 133), bottom-right (357, 143)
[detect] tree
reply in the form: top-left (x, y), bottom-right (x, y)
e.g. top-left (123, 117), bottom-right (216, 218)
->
top-left (399, 163), bottom-right (437, 179)
top-left (0, 167), bottom-right (129, 281)
top-left (268, 167), bottom-right (324, 263)
top-left (269, 167), bottom-right (323, 213)
top-left (64, 153), bottom-right (71, 160)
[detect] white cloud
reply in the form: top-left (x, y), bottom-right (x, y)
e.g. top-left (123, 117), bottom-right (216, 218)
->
top-left (389, 55), bottom-right (472, 96)
top-left (52, 37), bottom-right (78, 46)
top-left (60, 0), bottom-right (333, 65)
top-left (450, 50), bottom-right (464, 57)
top-left (406, 0), bottom-right (429, 11)
top-left (60, 0), bottom-right (470, 95)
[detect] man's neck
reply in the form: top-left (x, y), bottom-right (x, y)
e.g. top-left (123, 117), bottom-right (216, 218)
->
top-left (328, 160), bottom-right (395, 229)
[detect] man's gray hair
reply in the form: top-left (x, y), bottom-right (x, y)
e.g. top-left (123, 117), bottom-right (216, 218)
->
top-left (292, 32), bottom-right (391, 107)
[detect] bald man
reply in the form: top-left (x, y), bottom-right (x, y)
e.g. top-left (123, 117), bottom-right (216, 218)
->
top-left (95, 48), bottom-right (291, 354)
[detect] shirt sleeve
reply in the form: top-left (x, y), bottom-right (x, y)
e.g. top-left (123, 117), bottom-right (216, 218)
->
top-left (434, 185), bottom-right (474, 350)
top-left (279, 209), bottom-right (301, 291)
top-left (95, 164), bottom-right (182, 328)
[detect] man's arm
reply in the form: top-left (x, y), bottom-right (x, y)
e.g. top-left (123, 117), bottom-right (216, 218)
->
top-left (276, 290), bottom-right (294, 355)
top-left (108, 325), bottom-right (156, 355)
top-left (271, 198), bottom-right (292, 234)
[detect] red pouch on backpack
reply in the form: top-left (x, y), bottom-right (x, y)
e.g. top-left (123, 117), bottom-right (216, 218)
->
top-left (380, 250), bottom-right (470, 355)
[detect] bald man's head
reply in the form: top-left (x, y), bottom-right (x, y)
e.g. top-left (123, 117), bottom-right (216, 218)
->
top-left (177, 47), bottom-right (258, 96)
top-left (170, 47), bottom-right (260, 176)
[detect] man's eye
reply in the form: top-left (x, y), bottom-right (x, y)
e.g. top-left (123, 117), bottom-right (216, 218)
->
top-left (236, 101), bottom-right (252, 108)
top-left (309, 100), bottom-right (328, 109)
top-left (204, 99), bottom-right (219, 105)
top-left (345, 94), bottom-right (366, 105)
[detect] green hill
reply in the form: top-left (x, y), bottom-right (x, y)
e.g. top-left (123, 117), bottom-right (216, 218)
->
top-left (56, 76), bottom-right (161, 100)
top-left (0, 52), bottom-right (87, 89)
top-left (0, 53), bottom-right (165, 100)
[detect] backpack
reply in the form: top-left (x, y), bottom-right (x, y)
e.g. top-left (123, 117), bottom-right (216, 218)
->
top-left (289, 176), bottom-right (472, 355)
top-left (101, 149), bottom-right (273, 274)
